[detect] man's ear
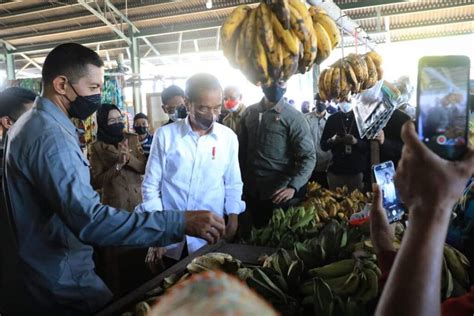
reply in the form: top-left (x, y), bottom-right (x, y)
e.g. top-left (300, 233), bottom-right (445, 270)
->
top-left (0, 116), bottom-right (13, 129)
top-left (52, 75), bottom-right (68, 96)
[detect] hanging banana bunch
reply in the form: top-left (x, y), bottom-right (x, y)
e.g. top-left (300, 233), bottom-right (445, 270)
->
top-left (318, 51), bottom-right (384, 102)
top-left (220, 1), bottom-right (341, 86)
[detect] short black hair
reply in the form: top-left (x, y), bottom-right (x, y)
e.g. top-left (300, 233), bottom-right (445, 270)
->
top-left (42, 43), bottom-right (104, 86)
top-left (134, 112), bottom-right (148, 122)
top-left (161, 85), bottom-right (185, 105)
top-left (0, 87), bottom-right (37, 120)
top-left (185, 73), bottom-right (222, 103)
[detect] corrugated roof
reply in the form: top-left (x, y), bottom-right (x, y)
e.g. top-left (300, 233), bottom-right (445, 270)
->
top-left (0, 0), bottom-right (472, 77)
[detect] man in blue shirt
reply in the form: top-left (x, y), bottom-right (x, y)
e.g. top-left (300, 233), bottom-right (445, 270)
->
top-left (0, 43), bottom-right (225, 315)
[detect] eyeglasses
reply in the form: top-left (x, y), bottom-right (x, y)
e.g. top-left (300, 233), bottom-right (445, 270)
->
top-left (107, 116), bottom-right (125, 125)
top-left (194, 104), bottom-right (221, 115)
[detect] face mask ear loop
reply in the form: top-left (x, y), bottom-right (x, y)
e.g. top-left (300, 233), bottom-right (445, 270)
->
top-left (64, 78), bottom-right (79, 103)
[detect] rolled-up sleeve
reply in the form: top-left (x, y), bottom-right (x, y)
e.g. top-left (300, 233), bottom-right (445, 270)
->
top-left (224, 134), bottom-right (245, 215)
top-left (30, 134), bottom-right (184, 248)
top-left (288, 115), bottom-right (316, 190)
top-left (139, 129), bottom-right (165, 213)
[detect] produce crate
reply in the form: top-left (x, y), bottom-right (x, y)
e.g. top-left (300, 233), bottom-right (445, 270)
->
top-left (96, 241), bottom-right (276, 316)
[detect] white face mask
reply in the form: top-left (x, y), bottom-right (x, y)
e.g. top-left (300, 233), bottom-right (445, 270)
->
top-left (340, 101), bottom-right (353, 113)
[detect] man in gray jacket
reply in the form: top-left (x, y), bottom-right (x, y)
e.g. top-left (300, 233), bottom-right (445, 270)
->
top-left (239, 81), bottom-right (315, 229)
top-left (0, 43), bottom-right (224, 315)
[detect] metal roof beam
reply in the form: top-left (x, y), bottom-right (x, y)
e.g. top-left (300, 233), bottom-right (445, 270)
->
top-left (141, 37), bottom-right (160, 56)
top-left (77, 0), bottom-right (131, 45)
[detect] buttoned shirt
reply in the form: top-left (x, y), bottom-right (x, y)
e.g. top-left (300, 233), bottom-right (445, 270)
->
top-left (305, 111), bottom-right (332, 172)
top-left (140, 118), bottom-right (245, 260)
top-left (0, 97), bottom-right (185, 315)
top-left (239, 98), bottom-right (316, 199)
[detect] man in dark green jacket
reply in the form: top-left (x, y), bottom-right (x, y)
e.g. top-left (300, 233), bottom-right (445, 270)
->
top-left (239, 81), bottom-right (316, 229)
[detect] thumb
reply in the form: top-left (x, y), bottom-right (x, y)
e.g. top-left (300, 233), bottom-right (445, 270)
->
top-left (372, 183), bottom-right (383, 211)
top-left (401, 121), bottom-right (429, 156)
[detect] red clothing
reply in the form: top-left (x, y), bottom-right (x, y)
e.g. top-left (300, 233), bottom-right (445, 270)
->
top-left (377, 250), bottom-right (474, 316)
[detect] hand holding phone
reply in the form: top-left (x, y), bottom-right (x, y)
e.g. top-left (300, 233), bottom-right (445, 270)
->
top-left (416, 55), bottom-right (470, 160)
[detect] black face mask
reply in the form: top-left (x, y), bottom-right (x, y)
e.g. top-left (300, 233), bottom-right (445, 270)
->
top-left (316, 102), bottom-right (327, 113)
top-left (66, 83), bottom-right (102, 120)
top-left (134, 126), bottom-right (148, 135)
top-left (177, 105), bottom-right (188, 119)
top-left (262, 84), bottom-right (287, 103)
top-left (104, 122), bottom-right (125, 137)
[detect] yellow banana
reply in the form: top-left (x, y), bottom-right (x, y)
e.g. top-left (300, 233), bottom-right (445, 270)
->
top-left (342, 60), bottom-right (359, 93)
top-left (346, 53), bottom-right (368, 87)
top-left (257, 3), bottom-right (275, 51)
top-left (364, 55), bottom-right (378, 89)
top-left (244, 8), bottom-right (258, 57)
top-left (254, 34), bottom-right (271, 86)
top-left (330, 66), bottom-right (341, 99)
top-left (339, 67), bottom-right (350, 101)
top-left (282, 50), bottom-right (299, 81)
top-left (269, 0), bottom-right (291, 30)
top-left (318, 68), bottom-right (329, 101)
top-left (366, 51), bottom-right (382, 68)
top-left (270, 11), bottom-right (299, 56)
top-left (366, 51), bottom-right (384, 80)
top-left (323, 67), bottom-right (335, 100)
top-left (220, 6), bottom-right (251, 44)
top-left (288, 0), bottom-right (318, 68)
top-left (288, 3), bottom-right (316, 70)
top-left (257, 4), bottom-right (282, 80)
top-left (309, 6), bottom-right (341, 49)
top-left (313, 22), bottom-right (332, 65)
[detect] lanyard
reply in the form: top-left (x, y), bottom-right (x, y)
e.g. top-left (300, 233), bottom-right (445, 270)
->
top-left (340, 114), bottom-right (355, 135)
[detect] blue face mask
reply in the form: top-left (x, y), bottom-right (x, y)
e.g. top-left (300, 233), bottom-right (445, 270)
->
top-left (262, 84), bottom-right (286, 103)
top-left (340, 101), bottom-right (353, 113)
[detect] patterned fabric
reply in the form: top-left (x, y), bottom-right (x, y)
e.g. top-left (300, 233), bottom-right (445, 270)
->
top-left (150, 271), bottom-right (278, 316)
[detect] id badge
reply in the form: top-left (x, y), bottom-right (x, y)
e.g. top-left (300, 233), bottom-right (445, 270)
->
top-left (345, 145), bottom-right (352, 154)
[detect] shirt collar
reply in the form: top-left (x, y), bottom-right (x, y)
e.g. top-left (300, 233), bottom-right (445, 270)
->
top-left (258, 97), bottom-right (286, 114)
top-left (180, 117), bottom-right (218, 140)
top-left (36, 97), bottom-right (77, 138)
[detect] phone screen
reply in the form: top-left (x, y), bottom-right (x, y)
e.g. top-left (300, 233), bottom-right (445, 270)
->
top-left (372, 161), bottom-right (405, 223)
top-left (417, 56), bottom-right (470, 160)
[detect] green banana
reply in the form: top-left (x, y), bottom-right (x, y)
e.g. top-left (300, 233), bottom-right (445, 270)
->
top-left (308, 259), bottom-right (356, 278)
top-left (248, 268), bottom-right (288, 303)
top-left (444, 245), bottom-right (470, 287)
top-left (357, 268), bottom-right (378, 302)
top-left (287, 260), bottom-right (304, 289)
top-left (323, 271), bottom-right (360, 296)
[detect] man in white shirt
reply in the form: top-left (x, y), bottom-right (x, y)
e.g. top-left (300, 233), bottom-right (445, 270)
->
top-left (305, 97), bottom-right (332, 188)
top-left (140, 73), bottom-right (245, 266)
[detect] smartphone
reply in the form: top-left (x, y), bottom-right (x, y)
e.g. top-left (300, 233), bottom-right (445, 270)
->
top-left (372, 161), bottom-right (405, 223)
top-left (416, 56), bottom-right (470, 160)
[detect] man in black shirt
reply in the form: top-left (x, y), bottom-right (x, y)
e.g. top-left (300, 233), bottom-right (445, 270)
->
top-left (376, 109), bottom-right (411, 168)
top-left (320, 101), bottom-right (369, 192)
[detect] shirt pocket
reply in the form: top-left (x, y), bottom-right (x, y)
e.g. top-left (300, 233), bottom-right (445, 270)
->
top-left (260, 123), bottom-right (288, 160)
